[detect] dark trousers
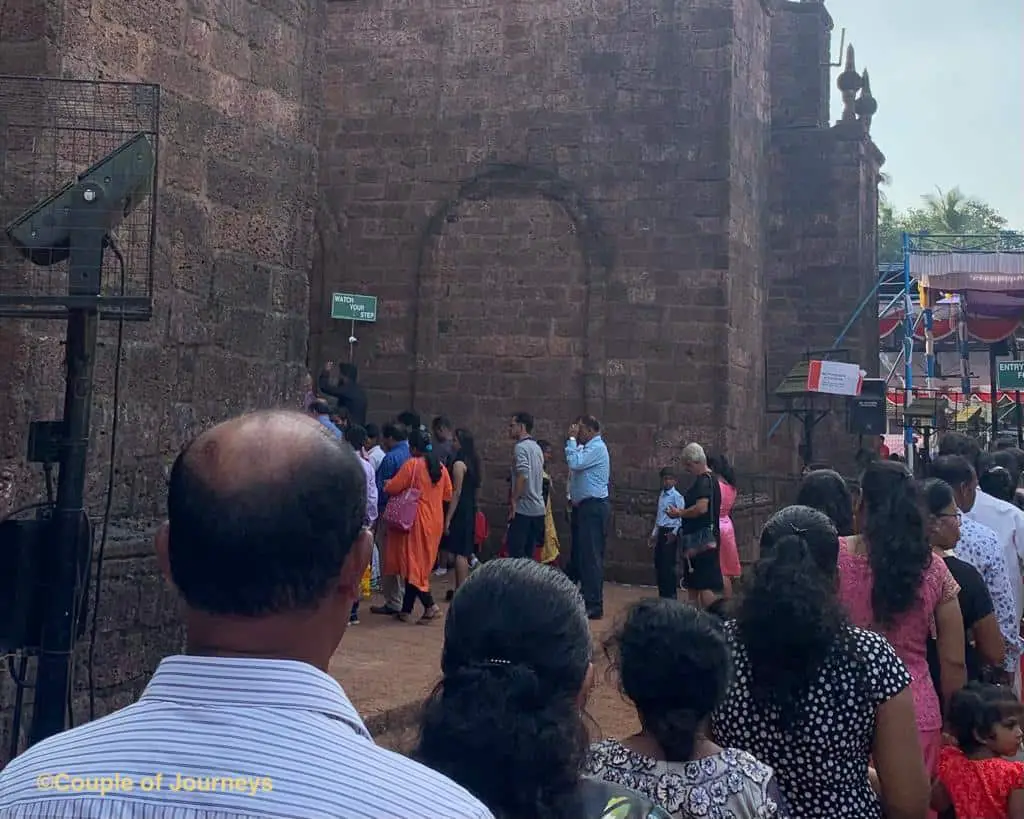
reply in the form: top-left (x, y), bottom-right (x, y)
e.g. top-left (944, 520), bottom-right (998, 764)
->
top-left (568, 498), bottom-right (609, 614)
top-left (654, 527), bottom-right (679, 599)
top-left (401, 584), bottom-right (436, 615)
top-left (507, 513), bottom-right (545, 559)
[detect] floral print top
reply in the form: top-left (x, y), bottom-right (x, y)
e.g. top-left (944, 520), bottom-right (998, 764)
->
top-left (954, 514), bottom-right (1023, 673)
top-left (584, 740), bottom-right (786, 819)
top-left (573, 776), bottom-right (672, 819)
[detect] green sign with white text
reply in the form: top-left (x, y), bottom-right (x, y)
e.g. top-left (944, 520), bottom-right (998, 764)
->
top-left (997, 361), bottom-right (1024, 390)
top-left (331, 293), bottom-right (377, 322)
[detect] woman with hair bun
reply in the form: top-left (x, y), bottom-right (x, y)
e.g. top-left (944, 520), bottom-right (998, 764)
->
top-left (586, 599), bottom-right (786, 818)
top-left (839, 460), bottom-right (966, 775)
top-left (713, 505), bottom-right (929, 819)
top-left (416, 558), bottom-right (670, 819)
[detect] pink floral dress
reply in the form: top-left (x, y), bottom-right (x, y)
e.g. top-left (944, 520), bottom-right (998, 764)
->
top-left (838, 546), bottom-right (959, 770)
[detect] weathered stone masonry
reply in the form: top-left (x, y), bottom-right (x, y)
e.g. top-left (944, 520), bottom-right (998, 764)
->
top-left (314, 0), bottom-right (879, 576)
top-left (0, 0), bottom-right (325, 758)
top-left (0, 0), bottom-right (880, 751)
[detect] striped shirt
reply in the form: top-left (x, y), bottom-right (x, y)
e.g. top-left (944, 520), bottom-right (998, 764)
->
top-left (0, 656), bottom-right (492, 819)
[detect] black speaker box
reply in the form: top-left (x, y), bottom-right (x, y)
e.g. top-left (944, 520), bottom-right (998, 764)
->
top-left (849, 379), bottom-right (887, 435)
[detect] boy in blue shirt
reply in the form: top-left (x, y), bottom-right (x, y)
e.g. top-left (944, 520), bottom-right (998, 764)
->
top-left (650, 467), bottom-right (685, 598)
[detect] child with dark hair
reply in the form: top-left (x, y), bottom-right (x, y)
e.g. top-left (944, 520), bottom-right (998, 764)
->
top-left (933, 683), bottom-right (1024, 819)
top-left (650, 467), bottom-right (684, 599)
top-left (586, 599), bottom-right (784, 818)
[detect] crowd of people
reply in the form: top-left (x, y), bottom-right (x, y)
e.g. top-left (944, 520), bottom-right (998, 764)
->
top-left (7, 381), bottom-right (1024, 817)
top-left (307, 361), bottom-right (616, 622)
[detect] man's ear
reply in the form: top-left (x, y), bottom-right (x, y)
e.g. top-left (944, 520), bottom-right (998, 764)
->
top-left (337, 528), bottom-right (373, 600)
top-left (155, 521), bottom-right (174, 586)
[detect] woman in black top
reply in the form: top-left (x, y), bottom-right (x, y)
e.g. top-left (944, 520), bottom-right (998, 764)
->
top-left (443, 428), bottom-right (482, 602)
top-left (668, 442), bottom-right (723, 609)
top-left (922, 478), bottom-right (1004, 697)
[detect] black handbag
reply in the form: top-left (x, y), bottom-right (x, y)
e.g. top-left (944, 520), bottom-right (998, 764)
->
top-left (677, 473), bottom-right (720, 559)
top-left (678, 525), bottom-right (716, 558)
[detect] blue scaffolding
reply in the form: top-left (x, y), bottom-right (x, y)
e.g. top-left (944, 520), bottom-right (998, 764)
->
top-left (768, 231), bottom-right (1024, 472)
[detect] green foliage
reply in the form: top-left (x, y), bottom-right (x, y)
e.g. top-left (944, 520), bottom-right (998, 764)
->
top-left (878, 186), bottom-right (1023, 264)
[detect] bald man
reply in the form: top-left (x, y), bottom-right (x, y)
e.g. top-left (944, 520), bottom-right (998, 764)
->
top-left (0, 411), bottom-right (492, 819)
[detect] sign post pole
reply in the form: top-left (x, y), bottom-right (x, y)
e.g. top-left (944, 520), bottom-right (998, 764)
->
top-left (329, 292), bottom-right (378, 366)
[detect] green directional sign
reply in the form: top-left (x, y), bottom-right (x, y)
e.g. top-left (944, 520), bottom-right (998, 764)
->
top-left (331, 292), bottom-right (377, 322)
top-left (997, 361), bottom-right (1024, 390)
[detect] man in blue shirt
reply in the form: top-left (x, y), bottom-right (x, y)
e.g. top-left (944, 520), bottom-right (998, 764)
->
top-left (650, 467), bottom-right (684, 599)
top-left (565, 415), bottom-right (610, 619)
top-left (310, 399), bottom-right (342, 439)
top-left (371, 422), bottom-right (411, 616)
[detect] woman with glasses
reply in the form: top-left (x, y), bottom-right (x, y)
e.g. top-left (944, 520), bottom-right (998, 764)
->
top-left (922, 478), bottom-right (1005, 700)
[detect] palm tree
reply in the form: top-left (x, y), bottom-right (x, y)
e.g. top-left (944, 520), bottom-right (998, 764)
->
top-left (922, 187), bottom-right (972, 234)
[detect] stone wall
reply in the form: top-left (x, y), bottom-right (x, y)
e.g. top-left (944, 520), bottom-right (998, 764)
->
top-left (0, 0), bottom-right (324, 745)
top-left (725, 0), bottom-right (771, 464)
top-left (316, 0), bottom-right (773, 579)
top-left (764, 2), bottom-right (882, 474)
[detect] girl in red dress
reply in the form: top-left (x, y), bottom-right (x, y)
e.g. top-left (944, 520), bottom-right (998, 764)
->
top-left (933, 683), bottom-right (1024, 819)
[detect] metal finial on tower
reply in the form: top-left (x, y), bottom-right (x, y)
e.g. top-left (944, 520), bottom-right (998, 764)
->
top-left (855, 69), bottom-right (878, 133)
top-left (837, 44), bottom-right (863, 122)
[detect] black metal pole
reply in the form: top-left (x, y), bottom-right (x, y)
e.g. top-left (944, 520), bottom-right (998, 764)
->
top-left (28, 182), bottom-right (107, 747)
top-left (990, 344), bottom-right (1000, 445)
top-left (27, 308), bottom-right (97, 746)
top-left (1013, 337), bottom-right (1023, 448)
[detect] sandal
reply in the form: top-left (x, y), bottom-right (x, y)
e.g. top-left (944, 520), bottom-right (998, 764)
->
top-left (396, 613), bottom-right (413, 623)
top-left (417, 605), bottom-right (442, 624)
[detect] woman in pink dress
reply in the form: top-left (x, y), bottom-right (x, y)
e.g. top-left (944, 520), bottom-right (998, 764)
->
top-left (709, 454), bottom-right (741, 597)
top-left (838, 460), bottom-right (966, 776)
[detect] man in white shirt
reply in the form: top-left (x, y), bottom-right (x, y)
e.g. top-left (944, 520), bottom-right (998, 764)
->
top-left (939, 434), bottom-right (1024, 692)
top-left (0, 410), bottom-right (492, 819)
top-left (363, 422), bottom-right (386, 471)
top-left (930, 455), bottom-right (1024, 684)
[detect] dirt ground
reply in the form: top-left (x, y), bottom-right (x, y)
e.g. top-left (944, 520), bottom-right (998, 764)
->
top-left (329, 577), bottom-right (649, 751)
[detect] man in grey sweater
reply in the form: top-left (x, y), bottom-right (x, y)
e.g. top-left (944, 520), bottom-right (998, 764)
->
top-left (506, 411), bottom-right (546, 560)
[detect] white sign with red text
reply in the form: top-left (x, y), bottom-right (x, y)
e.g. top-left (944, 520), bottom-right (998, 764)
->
top-left (806, 360), bottom-right (865, 397)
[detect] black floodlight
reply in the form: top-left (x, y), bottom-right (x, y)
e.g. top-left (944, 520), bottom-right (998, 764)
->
top-left (5, 133), bottom-right (155, 287)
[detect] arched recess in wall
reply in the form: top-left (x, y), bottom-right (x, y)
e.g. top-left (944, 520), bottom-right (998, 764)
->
top-left (411, 164), bottom-right (613, 454)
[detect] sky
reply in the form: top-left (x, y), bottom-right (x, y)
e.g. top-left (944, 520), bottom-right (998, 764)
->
top-left (825, 0), bottom-right (1023, 228)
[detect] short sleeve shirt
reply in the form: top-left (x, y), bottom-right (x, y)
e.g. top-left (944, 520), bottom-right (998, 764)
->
top-left (938, 746), bottom-right (1024, 819)
top-left (680, 473), bottom-right (721, 538)
top-left (712, 622), bottom-right (911, 819)
top-left (512, 438), bottom-right (545, 517)
top-left (927, 555), bottom-right (994, 693)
